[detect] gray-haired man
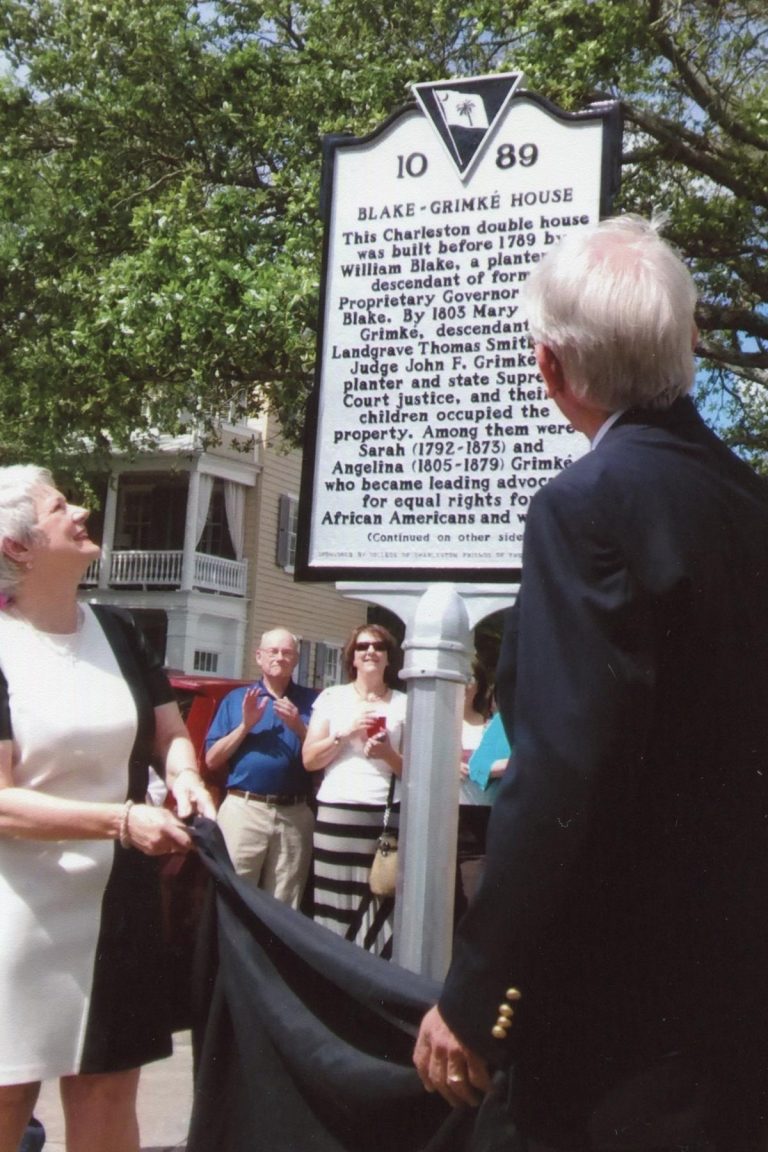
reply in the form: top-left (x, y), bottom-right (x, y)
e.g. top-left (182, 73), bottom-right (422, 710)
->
top-left (205, 628), bottom-right (317, 908)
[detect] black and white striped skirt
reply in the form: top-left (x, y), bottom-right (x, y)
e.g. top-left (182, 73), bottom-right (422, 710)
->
top-left (313, 802), bottom-right (400, 959)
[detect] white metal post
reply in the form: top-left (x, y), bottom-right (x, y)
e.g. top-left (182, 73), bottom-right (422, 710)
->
top-left (393, 584), bottom-right (471, 980)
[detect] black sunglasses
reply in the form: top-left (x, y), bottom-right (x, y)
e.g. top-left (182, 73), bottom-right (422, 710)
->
top-left (354, 641), bottom-right (388, 652)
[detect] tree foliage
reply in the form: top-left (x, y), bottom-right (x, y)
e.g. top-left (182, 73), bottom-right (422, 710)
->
top-left (0, 0), bottom-right (765, 469)
top-left (486, 0), bottom-right (767, 459)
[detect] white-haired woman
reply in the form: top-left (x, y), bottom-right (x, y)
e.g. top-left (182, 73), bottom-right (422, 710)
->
top-left (0, 465), bottom-right (215, 1152)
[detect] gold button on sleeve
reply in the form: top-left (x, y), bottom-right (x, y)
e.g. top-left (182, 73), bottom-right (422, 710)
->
top-left (491, 1025), bottom-right (508, 1040)
top-left (505, 987), bottom-right (522, 1001)
top-left (498, 1003), bottom-right (514, 1018)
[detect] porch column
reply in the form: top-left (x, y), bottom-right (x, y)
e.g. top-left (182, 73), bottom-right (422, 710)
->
top-left (98, 475), bottom-right (119, 590)
top-left (180, 467), bottom-right (200, 592)
top-left (165, 607), bottom-right (199, 673)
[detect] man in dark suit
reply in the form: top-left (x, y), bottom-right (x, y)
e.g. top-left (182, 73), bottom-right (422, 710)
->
top-left (414, 215), bottom-right (768, 1150)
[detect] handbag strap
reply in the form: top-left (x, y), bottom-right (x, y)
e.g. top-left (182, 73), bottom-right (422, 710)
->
top-left (382, 773), bottom-right (397, 834)
top-left (382, 774), bottom-right (396, 838)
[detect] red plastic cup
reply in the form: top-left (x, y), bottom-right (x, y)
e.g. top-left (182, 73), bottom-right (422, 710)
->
top-left (366, 714), bottom-right (386, 738)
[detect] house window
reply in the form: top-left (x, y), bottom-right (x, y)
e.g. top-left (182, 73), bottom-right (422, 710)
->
top-left (115, 475), bottom-right (187, 550)
top-left (193, 650), bottom-right (220, 674)
top-left (314, 643), bottom-right (342, 689)
top-left (118, 485), bottom-right (155, 549)
top-left (276, 494), bottom-right (299, 570)
top-left (198, 480), bottom-right (236, 558)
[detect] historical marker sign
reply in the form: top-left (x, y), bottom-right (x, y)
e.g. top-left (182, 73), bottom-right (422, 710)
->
top-left (297, 76), bottom-right (621, 583)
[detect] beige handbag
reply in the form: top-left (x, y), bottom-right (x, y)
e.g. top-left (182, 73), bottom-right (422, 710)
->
top-left (369, 776), bottom-right (398, 897)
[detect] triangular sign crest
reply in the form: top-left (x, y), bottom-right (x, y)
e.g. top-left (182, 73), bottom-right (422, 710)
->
top-left (412, 72), bottom-right (524, 181)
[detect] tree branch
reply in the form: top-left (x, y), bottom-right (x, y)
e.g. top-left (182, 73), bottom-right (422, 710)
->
top-left (648, 0), bottom-right (768, 153)
top-left (695, 304), bottom-right (768, 343)
top-left (625, 103), bottom-right (768, 207)
top-left (697, 338), bottom-right (768, 373)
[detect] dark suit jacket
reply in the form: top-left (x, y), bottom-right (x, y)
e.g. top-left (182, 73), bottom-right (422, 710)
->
top-left (440, 397), bottom-right (768, 1144)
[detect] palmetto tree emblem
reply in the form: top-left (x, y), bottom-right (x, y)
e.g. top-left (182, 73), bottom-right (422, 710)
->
top-left (414, 73), bottom-right (523, 179)
top-left (456, 99), bottom-right (478, 126)
top-left (435, 90), bottom-right (489, 132)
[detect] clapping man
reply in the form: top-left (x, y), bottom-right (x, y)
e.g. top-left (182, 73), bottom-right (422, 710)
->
top-left (206, 629), bottom-right (317, 908)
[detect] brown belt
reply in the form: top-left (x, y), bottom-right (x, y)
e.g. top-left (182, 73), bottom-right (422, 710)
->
top-left (228, 789), bottom-right (308, 807)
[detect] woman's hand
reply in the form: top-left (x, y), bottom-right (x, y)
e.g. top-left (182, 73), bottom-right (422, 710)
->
top-left (125, 804), bottom-right (194, 856)
top-left (154, 702), bottom-right (216, 820)
top-left (171, 769), bottom-right (217, 821)
top-left (364, 728), bottom-right (403, 775)
top-left (347, 704), bottom-right (382, 742)
top-left (363, 727), bottom-right (392, 759)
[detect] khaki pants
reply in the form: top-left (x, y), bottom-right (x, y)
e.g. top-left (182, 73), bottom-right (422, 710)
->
top-left (217, 793), bottom-right (314, 909)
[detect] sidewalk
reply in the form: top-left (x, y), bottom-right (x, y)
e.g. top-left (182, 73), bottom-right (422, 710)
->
top-left (33, 1031), bottom-right (194, 1152)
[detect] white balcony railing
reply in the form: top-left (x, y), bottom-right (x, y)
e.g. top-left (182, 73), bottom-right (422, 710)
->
top-left (81, 550), bottom-right (247, 596)
top-left (192, 552), bottom-right (248, 595)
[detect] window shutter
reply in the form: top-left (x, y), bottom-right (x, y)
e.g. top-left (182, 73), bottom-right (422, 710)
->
top-left (276, 494), bottom-right (292, 566)
top-left (297, 639), bottom-right (311, 687)
top-left (314, 642), bottom-right (328, 689)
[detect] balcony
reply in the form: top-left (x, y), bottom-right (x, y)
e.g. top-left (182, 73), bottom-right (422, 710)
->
top-left (82, 550), bottom-right (248, 596)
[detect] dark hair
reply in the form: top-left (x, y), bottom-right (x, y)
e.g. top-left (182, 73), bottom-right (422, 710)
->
top-left (470, 660), bottom-right (494, 720)
top-left (342, 623), bottom-right (400, 687)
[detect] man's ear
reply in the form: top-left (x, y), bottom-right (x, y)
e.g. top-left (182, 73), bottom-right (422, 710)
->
top-left (534, 343), bottom-right (567, 399)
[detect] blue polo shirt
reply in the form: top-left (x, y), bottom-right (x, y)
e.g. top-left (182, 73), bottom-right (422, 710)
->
top-left (205, 679), bottom-right (318, 795)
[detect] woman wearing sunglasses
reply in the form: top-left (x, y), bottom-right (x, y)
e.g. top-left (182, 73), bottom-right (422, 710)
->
top-left (303, 624), bottom-right (405, 957)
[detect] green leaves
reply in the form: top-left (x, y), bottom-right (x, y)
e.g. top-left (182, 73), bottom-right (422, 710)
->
top-left (0, 0), bottom-right (765, 467)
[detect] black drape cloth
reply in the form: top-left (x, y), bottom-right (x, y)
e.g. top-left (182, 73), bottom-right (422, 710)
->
top-left (187, 819), bottom-right (516, 1152)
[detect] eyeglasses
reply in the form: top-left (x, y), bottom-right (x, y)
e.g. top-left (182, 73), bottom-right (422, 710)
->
top-left (260, 648), bottom-right (298, 659)
top-left (354, 641), bottom-right (388, 653)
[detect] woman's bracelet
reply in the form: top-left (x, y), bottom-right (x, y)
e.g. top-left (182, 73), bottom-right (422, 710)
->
top-left (119, 799), bottom-right (135, 849)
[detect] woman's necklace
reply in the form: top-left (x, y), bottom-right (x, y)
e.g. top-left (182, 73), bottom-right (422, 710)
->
top-left (353, 680), bottom-right (389, 703)
top-left (10, 605), bottom-right (85, 666)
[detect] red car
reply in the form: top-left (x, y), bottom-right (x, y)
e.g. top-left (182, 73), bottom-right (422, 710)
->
top-left (168, 673), bottom-right (250, 801)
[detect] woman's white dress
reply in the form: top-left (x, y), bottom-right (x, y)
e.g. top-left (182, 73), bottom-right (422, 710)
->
top-left (0, 605), bottom-right (172, 1084)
